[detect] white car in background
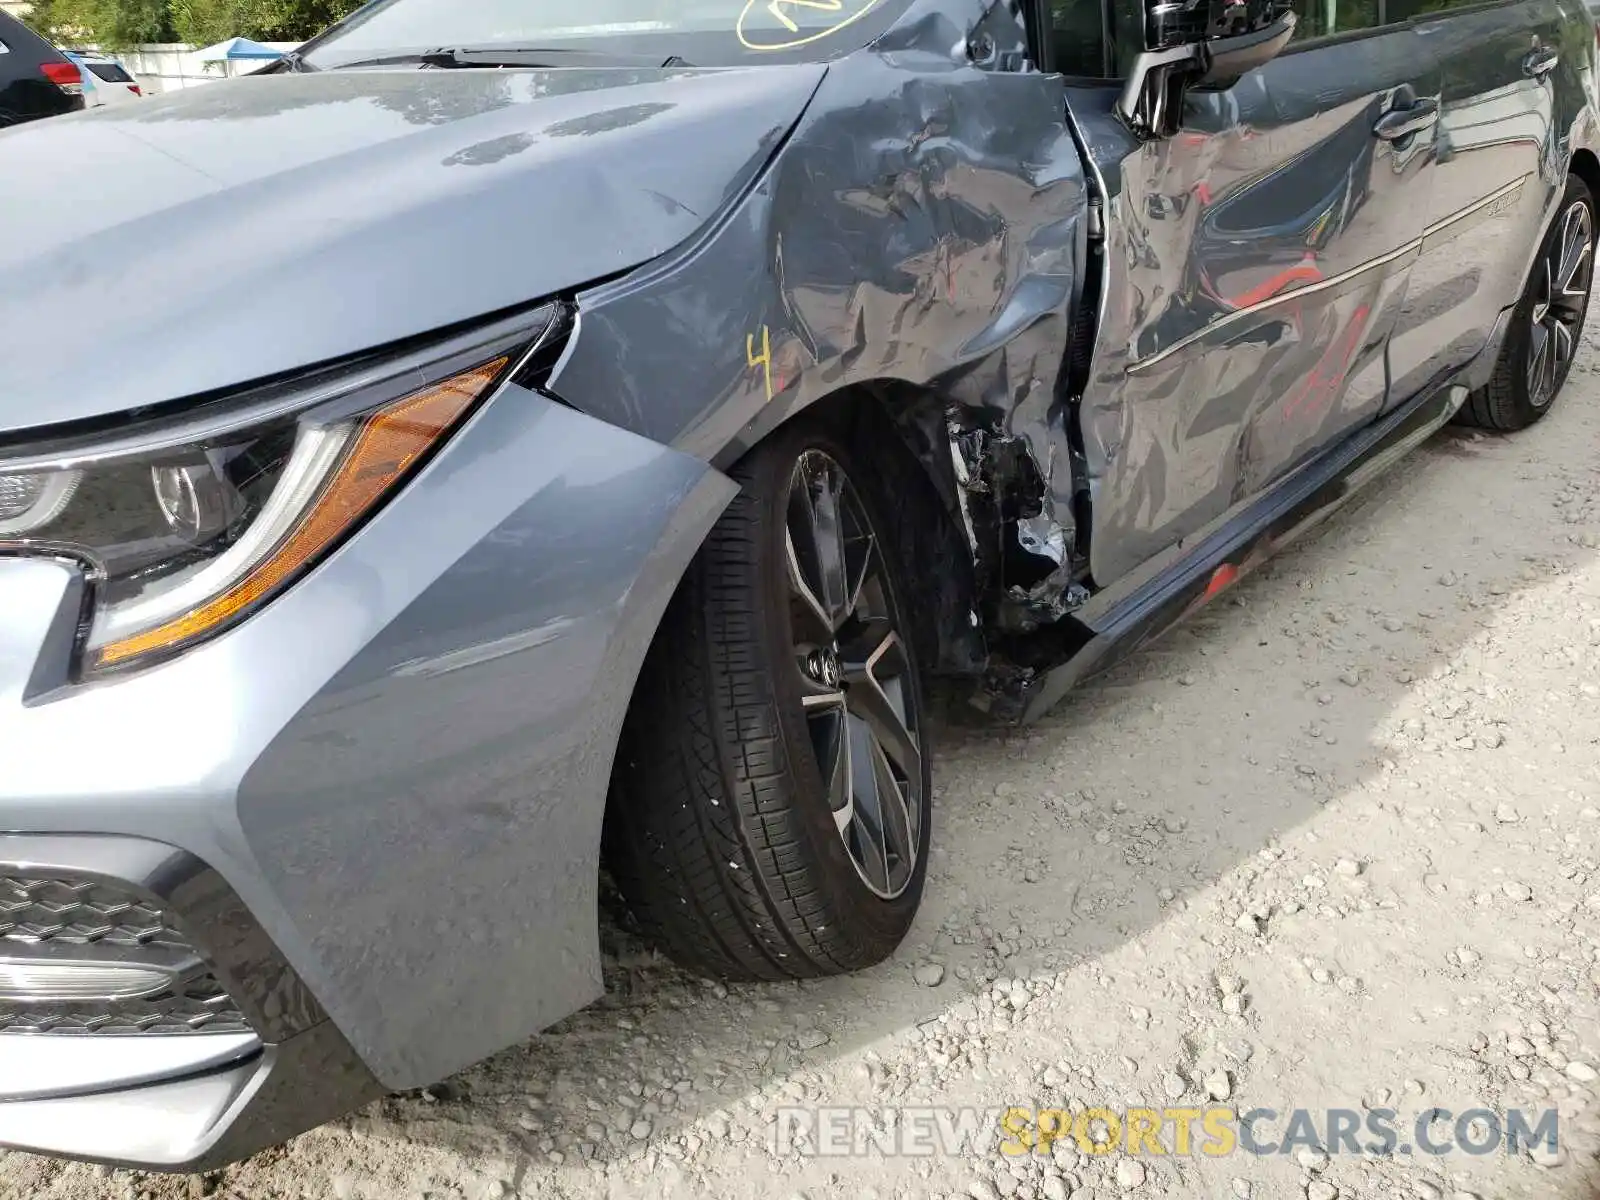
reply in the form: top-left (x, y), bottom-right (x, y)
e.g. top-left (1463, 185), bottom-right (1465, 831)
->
top-left (62, 51), bottom-right (141, 106)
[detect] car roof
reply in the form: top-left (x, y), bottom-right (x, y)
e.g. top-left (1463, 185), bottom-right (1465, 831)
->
top-left (0, 9), bottom-right (74, 66)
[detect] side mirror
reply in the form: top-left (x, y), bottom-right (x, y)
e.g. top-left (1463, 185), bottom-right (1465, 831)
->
top-left (1196, 11), bottom-right (1296, 87)
top-left (1117, 1), bottom-right (1295, 138)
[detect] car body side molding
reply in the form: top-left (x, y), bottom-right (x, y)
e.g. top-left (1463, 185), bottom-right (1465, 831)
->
top-left (995, 377), bottom-right (1472, 724)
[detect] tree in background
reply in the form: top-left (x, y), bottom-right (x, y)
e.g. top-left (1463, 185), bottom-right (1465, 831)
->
top-left (23, 0), bottom-right (177, 45)
top-left (23, 0), bottom-right (364, 46)
top-left (169, 0), bottom-right (363, 43)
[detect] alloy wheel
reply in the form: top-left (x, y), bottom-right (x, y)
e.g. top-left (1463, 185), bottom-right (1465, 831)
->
top-left (784, 450), bottom-right (924, 900)
top-left (1528, 199), bottom-right (1594, 409)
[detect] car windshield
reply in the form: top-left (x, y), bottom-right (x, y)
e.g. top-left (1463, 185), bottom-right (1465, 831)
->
top-left (301, 0), bottom-right (911, 69)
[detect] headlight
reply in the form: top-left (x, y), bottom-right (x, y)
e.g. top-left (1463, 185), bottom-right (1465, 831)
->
top-left (0, 311), bottom-right (561, 677)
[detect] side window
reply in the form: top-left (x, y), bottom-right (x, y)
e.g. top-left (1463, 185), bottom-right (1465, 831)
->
top-left (1288, 0), bottom-right (1383, 39)
top-left (1052, 0), bottom-right (1114, 76)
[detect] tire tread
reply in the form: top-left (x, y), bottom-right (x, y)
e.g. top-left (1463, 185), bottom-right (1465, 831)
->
top-left (606, 430), bottom-right (923, 981)
top-left (1456, 173), bottom-right (1594, 432)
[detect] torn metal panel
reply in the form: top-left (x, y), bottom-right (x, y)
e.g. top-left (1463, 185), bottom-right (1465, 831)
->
top-left (550, 0), bottom-right (1092, 657)
top-left (945, 420), bottom-right (1087, 635)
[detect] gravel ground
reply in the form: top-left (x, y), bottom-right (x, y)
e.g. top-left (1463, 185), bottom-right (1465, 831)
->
top-left (10, 332), bottom-right (1600, 1200)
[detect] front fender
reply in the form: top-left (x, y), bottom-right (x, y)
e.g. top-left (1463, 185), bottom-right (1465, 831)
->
top-left (0, 380), bottom-right (736, 1091)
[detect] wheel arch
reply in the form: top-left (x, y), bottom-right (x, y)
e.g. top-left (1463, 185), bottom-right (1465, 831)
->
top-left (1490, 150), bottom-right (1600, 359)
top-left (599, 377), bottom-right (992, 689)
top-left (600, 384), bottom-right (942, 979)
top-left (590, 377), bottom-right (983, 959)
top-left (782, 380), bottom-right (990, 680)
top-left (591, 375), bottom-right (982, 911)
top-left (1569, 147), bottom-right (1600, 206)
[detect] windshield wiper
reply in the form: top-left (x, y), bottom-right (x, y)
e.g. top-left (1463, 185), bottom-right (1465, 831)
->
top-left (323, 46), bottom-right (692, 72)
top-left (418, 46), bottom-right (692, 70)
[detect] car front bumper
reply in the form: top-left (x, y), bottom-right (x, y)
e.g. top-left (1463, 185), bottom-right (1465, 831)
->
top-left (0, 379), bottom-right (736, 1168)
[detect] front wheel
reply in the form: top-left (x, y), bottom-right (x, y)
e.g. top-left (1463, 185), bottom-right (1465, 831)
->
top-left (1458, 173), bottom-right (1595, 431)
top-left (605, 416), bottom-right (932, 981)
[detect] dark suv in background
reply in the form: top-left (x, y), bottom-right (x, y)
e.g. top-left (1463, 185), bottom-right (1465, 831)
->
top-left (0, 10), bottom-right (84, 127)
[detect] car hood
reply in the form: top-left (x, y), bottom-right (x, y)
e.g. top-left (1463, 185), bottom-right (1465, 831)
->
top-left (0, 65), bottom-right (824, 433)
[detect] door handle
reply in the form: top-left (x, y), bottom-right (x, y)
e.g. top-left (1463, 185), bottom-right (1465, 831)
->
top-left (1525, 48), bottom-right (1560, 78)
top-left (1373, 97), bottom-right (1439, 141)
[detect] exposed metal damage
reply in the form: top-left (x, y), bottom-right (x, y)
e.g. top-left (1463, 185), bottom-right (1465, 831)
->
top-left (947, 420), bottom-right (1088, 636)
top-left (547, 0), bottom-right (1099, 716)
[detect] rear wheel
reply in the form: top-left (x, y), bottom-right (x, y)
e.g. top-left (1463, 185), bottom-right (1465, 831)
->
top-left (606, 417), bottom-right (931, 980)
top-left (1458, 173), bottom-right (1595, 431)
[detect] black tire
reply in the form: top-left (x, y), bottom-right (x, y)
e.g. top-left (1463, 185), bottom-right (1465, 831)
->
top-left (1458, 173), bottom-right (1595, 431)
top-left (605, 416), bottom-right (932, 981)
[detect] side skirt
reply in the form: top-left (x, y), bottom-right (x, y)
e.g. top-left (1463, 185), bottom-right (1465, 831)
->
top-left (1000, 382), bottom-right (1469, 723)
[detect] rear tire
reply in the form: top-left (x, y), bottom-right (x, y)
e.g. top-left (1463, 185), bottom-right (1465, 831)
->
top-left (1457, 173), bottom-right (1595, 431)
top-left (605, 415), bottom-right (932, 981)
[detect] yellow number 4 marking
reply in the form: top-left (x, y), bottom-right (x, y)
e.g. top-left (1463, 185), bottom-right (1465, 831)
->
top-left (747, 326), bottom-right (774, 401)
top-left (767, 0), bottom-right (843, 33)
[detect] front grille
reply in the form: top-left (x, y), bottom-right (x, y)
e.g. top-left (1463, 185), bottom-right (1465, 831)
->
top-left (0, 877), bottom-right (166, 946)
top-left (0, 876), bottom-right (251, 1035)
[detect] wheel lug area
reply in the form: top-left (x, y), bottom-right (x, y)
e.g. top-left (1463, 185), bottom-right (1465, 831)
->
top-left (805, 648), bottom-right (843, 689)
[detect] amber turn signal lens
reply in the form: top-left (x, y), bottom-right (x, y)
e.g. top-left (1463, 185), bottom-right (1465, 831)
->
top-left (92, 358), bottom-right (508, 669)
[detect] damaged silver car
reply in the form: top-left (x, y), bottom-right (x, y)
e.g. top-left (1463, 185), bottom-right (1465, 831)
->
top-left (0, 0), bottom-right (1595, 1168)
